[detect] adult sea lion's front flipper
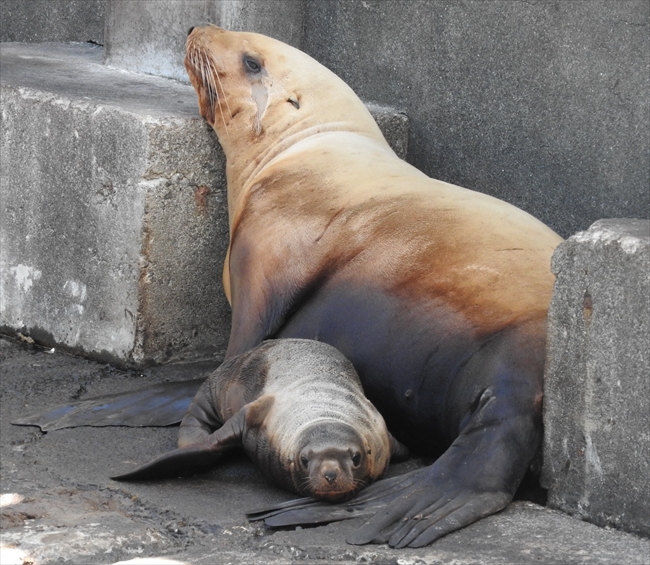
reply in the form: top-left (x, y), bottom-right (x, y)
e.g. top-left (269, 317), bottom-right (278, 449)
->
top-left (11, 379), bottom-right (204, 431)
top-left (111, 407), bottom-right (248, 481)
top-left (250, 383), bottom-right (539, 549)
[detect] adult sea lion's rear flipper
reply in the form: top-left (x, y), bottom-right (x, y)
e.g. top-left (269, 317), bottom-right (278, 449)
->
top-left (111, 405), bottom-right (248, 481)
top-left (11, 379), bottom-right (205, 431)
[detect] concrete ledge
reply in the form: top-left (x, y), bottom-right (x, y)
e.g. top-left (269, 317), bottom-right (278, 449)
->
top-left (0, 43), bottom-right (231, 365)
top-left (0, 42), bottom-right (409, 365)
top-left (542, 219), bottom-right (650, 537)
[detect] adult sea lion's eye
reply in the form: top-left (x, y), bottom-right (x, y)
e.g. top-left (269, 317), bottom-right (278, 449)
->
top-left (300, 455), bottom-right (309, 467)
top-left (351, 452), bottom-right (362, 468)
top-left (244, 56), bottom-right (262, 74)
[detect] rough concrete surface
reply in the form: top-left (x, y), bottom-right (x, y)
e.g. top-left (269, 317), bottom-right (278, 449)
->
top-left (0, 42), bottom-right (231, 366)
top-left (1, 337), bottom-right (649, 565)
top-left (100, 0), bottom-right (649, 238)
top-left (0, 0), bottom-right (105, 44)
top-left (104, 0), bottom-right (304, 82)
top-left (542, 219), bottom-right (650, 537)
top-left (0, 42), bottom-right (408, 366)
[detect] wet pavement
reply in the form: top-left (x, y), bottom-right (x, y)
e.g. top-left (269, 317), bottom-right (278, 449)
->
top-left (1, 336), bottom-right (649, 565)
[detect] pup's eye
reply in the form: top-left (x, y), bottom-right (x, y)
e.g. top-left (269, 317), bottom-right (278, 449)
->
top-left (351, 452), bottom-right (362, 468)
top-left (244, 56), bottom-right (261, 74)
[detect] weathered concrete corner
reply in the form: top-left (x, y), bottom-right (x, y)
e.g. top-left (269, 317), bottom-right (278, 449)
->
top-left (0, 42), bottom-right (408, 366)
top-left (366, 103), bottom-right (409, 160)
top-left (542, 219), bottom-right (650, 537)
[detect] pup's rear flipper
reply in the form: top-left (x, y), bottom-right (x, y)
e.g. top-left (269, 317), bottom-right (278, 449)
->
top-left (11, 379), bottom-right (205, 431)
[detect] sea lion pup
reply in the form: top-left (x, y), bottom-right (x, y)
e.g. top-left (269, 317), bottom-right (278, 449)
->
top-left (112, 339), bottom-right (408, 502)
top-left (184, 25), bottom-right (563, 548)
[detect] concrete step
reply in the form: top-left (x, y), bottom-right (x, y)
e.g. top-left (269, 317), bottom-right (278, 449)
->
top-left (0, 42), bottom-right (409, 365)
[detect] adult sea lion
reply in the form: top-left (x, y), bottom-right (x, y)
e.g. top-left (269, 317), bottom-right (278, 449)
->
top-left (181, 25), bottom-right (564, 548)
top-left (111, 339), bottom-right (408, 502)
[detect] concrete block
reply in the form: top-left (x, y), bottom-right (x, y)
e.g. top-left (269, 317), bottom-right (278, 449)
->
top-left (541, 219), bottom-right (650, 536)
top-left (0, 0), bottom-right (105, 44)
top-left (0, 42), bottom-right (409, 365)
top-left (104, 0), bottom-right (304, 82)
top-left (1, 42), bottom-right (230, 365)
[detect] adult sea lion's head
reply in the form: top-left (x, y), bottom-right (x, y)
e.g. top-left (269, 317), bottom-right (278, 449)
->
top-left (184, 25), bottom-right (384, 163)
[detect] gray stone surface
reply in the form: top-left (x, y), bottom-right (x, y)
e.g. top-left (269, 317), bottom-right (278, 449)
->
top-left (104, 0), bottom-right (304, 82)
top-left (100, 0), bottom-right (649, 238)
top-left (0, 0), bottom-right (105, 44)
top-left (2, 337), bottom-right (649, 564)
top-left (542, 219), bottom-right (650, 537)
top-left (1, 42), bottom-right (230, 365)
top-left (0, 42), bottom-right (408, 365)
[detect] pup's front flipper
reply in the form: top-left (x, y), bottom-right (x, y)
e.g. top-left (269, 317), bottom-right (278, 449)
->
top-left (11, 379), bottom-right (205, 431)
top-left (111, 408), bottom-right (247, 481)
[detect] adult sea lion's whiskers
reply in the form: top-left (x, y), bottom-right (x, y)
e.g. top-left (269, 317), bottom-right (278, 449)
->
top-left (188, 46), bottom-right (230, 138)
top-left (205, 55), bottom-right (230, 138)
top-left (194, 47), bottom-right (233, 131)
top-left (213, 62), bottom-right (233, 121)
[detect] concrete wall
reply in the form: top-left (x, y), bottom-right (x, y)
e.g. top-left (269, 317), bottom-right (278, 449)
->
top-left (0, 0), bottom-right (105, 44)
top-left (98, 0), bottom-right (649, 239)
top-left (303, 1), bottom-right (649, 238)
top-left (104, 0), bottom-right (304, 82)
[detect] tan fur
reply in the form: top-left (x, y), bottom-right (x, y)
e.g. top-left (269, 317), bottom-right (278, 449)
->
top-left (185, 26), bottom-right (562, 350)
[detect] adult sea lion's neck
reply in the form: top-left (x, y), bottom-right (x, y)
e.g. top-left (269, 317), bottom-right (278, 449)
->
top-left (222, 122), bottom-right (391, 233)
